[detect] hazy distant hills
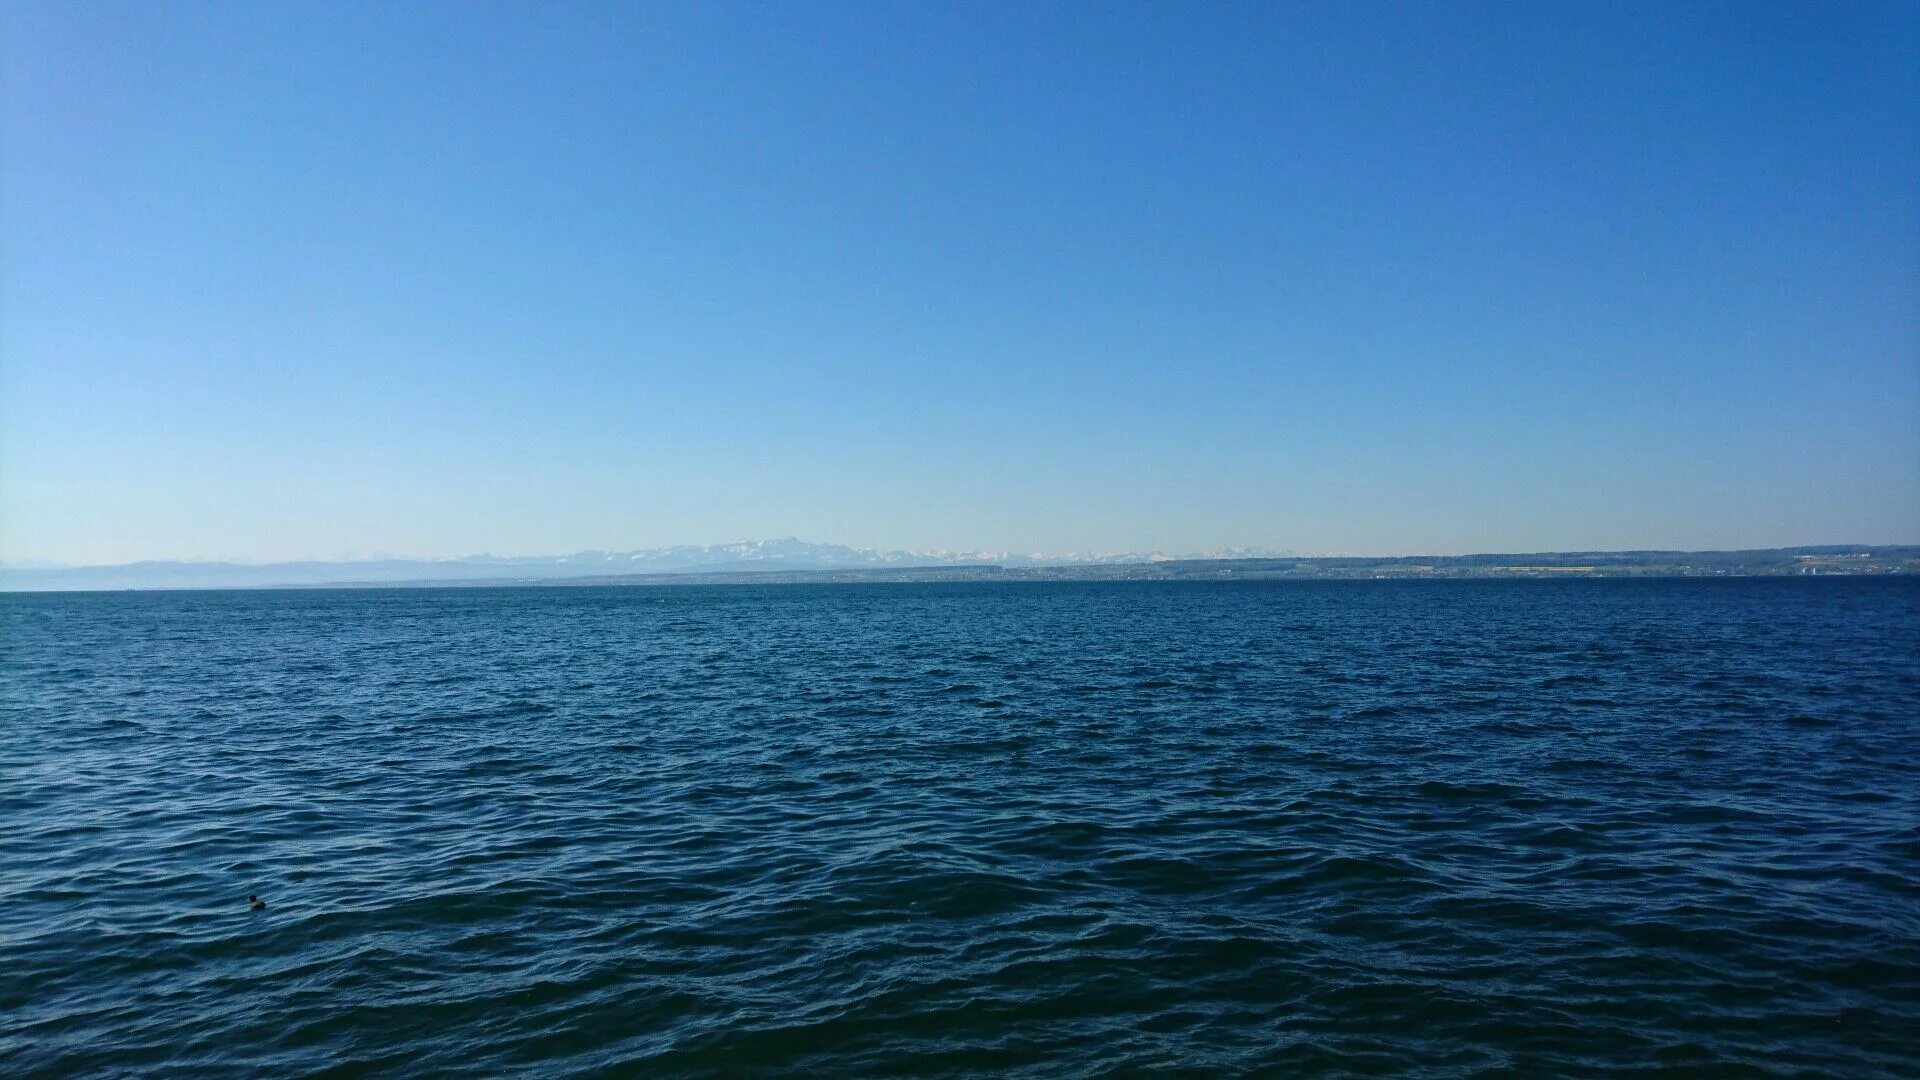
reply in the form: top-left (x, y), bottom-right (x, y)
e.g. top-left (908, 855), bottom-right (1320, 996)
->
top-left (3, 542), bottom-right (1916, 592)
top-left (0, 538), bottom-right (1295, 591)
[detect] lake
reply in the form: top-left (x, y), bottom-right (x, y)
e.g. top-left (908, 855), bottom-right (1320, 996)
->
top-left (3, 580), bottom-right (1917, 1076)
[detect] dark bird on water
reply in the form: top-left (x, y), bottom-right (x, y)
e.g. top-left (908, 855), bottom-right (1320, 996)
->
top-left (249, 895), bottom-right (266, 911)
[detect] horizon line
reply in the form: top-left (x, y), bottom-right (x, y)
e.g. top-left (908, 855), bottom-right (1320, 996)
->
top-left (5, 539), bottom-right (1917, 573)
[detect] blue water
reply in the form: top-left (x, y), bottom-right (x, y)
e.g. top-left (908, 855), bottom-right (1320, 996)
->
top-left (3, 580), bottom-right (1918, 1076)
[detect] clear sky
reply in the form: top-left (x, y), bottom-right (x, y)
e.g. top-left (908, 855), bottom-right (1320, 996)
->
top-left (2, 1), bottom-right (1916, 563)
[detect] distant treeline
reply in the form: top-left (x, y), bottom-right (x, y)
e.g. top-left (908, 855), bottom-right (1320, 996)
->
top-left (542, 546), bottom-right (1920, 586)
top-left (6, 545), bottom-right (1916, 591)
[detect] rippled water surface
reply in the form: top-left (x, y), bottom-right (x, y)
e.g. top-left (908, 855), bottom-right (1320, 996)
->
top-left (3, 580), bottom-right (1918, 1076)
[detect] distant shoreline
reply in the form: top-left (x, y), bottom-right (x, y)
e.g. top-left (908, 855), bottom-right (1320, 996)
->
top-left (4, 546), bottom-right (1915, 592)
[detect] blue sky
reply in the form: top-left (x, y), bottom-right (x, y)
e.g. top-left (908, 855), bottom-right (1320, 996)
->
top-left (2, 1), bottom-right (1915, 563)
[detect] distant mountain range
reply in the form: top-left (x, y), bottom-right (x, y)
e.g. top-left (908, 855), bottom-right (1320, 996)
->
top-left (3, 542), bottom-right (1916, 591)
top-left (0, 538), bottom-right (1298, 591)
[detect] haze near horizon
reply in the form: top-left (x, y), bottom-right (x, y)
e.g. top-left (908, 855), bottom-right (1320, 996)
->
top-left (3, 2), bottom-right (1916, 564)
